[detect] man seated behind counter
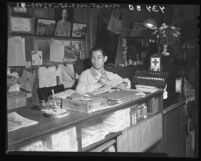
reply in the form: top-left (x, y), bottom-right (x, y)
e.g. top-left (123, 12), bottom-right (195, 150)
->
top-left (76, 47), bottom-right (131, 95)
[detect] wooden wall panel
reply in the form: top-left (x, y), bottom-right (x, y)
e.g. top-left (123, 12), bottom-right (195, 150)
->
top-left (117, 113), bottom-right (162, 152)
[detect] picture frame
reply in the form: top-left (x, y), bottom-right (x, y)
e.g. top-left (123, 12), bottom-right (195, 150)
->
top-left (55, 20), bottom-right (72, 38)
top-left (71, 22), bottom-right (87, 38)
top-left (9, 16), bottom-right (34, 34)
top-left (35, 18), bottom-right (56, 36)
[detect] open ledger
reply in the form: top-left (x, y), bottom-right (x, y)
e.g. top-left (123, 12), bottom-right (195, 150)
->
top-left (8, 112), bottom-right (38, 132)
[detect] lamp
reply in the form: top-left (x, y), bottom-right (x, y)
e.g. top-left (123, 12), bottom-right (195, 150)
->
top-left (143, 18), bottom-right (160, 52)
top-left (143, 19), bottom-right (157, 30)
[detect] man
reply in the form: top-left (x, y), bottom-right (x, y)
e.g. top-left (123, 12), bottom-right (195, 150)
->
top-left (76, 47), bottom-right (131, 95)
top-left (55, 9), bottom-right (71, 37)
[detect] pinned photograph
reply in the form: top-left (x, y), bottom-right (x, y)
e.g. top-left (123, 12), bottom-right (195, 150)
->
top-left (71, 23), bottom-right (87, 38)
top-left (32, 50), bottom-right (43, 65)
top-left (36, 18), bottom-right (56, 36)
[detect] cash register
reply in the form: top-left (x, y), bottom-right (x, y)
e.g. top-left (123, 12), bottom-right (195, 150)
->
top-left (133, 70), bottom-right (168, 98)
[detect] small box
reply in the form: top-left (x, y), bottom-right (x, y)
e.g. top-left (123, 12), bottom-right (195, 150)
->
top-left (130, 105), bottom-right (138, 125)
top-left (7, 92), bottom-right (27, 111)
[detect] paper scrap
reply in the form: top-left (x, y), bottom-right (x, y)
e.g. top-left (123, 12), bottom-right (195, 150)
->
top-left (8, 112), bottom-right (38, 132)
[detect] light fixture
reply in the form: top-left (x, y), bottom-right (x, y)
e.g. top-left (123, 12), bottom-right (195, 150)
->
top-left (143, 19), bottom-right (157, 30)
top-left (143, 18), bottom-right (160, 53)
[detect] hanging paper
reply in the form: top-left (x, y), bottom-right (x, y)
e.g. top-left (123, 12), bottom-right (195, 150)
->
top-left (50, 39), bottom-right (72, 62)
top-left (107, 9), bottom-right (123, 34)
top-left (57, 64), bottom-right (75, 88)
top-left (19, 70), bottom-right (36, 92)
top-left (7, 36), bottom-right (26, 66)
top-left (38, 66), bottom-right (57, 88)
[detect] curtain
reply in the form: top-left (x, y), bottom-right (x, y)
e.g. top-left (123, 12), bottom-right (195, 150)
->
top-left (73, 9), bottom-right (99, 58)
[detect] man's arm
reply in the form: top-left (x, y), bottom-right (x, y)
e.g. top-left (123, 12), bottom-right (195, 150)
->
top-left (106, 72), bottom-right (131, 89)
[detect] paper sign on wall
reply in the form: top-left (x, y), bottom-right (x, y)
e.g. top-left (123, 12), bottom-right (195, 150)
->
top-left (19, 70), bottom-right (36, 92)
top-left (7, 36), bottom-right (26, 66)
top-left (32, 50), bottom-right (43, 65)
top-left (38, 66), bottom-right (57, 88)
top-left (50, 39), bottom-right (71, 62)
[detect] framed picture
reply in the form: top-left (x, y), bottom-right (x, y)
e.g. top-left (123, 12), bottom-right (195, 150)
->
top-left (9, 16), bottom-right (34, 34)
top-left (71, 22), bottom-right (87, 38)
top-left (35, 18), bottom-right (56, 36)
top-left (55, 20), bottom-right (72, 37)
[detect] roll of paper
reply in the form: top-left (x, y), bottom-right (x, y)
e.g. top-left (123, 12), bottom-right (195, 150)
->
top-left (176, 78), bottom-right (182, 94)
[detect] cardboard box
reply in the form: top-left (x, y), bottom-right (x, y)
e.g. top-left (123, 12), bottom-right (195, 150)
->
top-left (7, 92), bottom-right (27, 110)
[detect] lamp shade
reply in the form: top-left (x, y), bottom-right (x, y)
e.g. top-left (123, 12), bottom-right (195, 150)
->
top-left (143, 19), bottom-right (157, 30)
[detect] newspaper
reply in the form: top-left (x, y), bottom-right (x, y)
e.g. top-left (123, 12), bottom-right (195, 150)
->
top-left (8, 112), bottom-right (38, 132)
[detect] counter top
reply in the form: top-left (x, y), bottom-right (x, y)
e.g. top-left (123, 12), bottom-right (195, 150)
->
top-left (8, 90), bottom-right (163, 149)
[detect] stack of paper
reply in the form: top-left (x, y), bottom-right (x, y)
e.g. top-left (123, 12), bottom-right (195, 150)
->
top-left (47, 127), bottom-right (78, 151)
top-left (81, 123), bottom-right (111, 148)
top-left (135, 85), bottom-right (158, 93)
top-left (7, 36), bottom-right (26, 66)
top-left (8, 112), bottom-right (38, 132)
top-left (103, 108), bottom-right (131, 133)
top-left (82, 130), bottom-right (106, 148)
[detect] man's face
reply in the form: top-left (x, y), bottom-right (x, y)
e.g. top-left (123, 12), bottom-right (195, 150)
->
top-left (91, 50), bottom-right (107, 70)
top-left (62, 9), bottom-right (68, 20)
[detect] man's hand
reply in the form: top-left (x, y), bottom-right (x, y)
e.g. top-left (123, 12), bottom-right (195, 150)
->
top-left (115, 82), bottom-right (127, 89)
top-left (97, 76), bottom-right (111, 86)
top-left (89, 85), bottom-right (112, 95)
top-left (114, 79), bottom-right (131, 89)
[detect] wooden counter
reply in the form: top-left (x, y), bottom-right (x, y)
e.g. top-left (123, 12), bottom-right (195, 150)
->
top-left (8, 90), bottom-right (163, 152)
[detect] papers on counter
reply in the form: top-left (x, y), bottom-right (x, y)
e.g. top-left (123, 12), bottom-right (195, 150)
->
top-left (52, 89), bottom-right (75, 99)
top-left (8, 112), bottom-right (38, 132)
top-left (135, 84), bottom-right (159, 93)
top-left (81, 108), bottom-right (131, 148)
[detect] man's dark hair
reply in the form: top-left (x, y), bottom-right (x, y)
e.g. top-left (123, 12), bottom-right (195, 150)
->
top-left (89, 46), bottom-right (107, 57)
